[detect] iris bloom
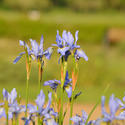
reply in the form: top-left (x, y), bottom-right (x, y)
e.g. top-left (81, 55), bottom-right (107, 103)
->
top-left (44, 71), bottom-right (72, 98)
top-left (116, 96), bottom-right (125, 109)
top-left (116, 96), bottom-right (125, 120)
top-left (24, 90), bottom-right (58, 125)
top-left (13, 40), bottom-right (31, 64)
top-left (13, 36), bottom-right (53, 64)
top-left (101, 94), bottom-right (123, 122)
top-left (52, 30), bottom-right (88, 62)
top-left (30, 35), bottom-right (53, 61)
top-left (0, 88), bottom-right (25, 119)
top-left (70, 110), bottom-right (94, 125)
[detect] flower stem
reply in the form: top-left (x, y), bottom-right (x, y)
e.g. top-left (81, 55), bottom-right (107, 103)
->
top-left (69, 56), bottom-right (78, 125)
top-left (38, 60), bottom-right (43, 92)
top-left (25, 78), bottom-right (29, 118)
top-left (5, 101), bottom-right (8, 125)
top-left (38, 116), bottom-right (40, 125)
top-left (69, 91), bottom-right (74, 125)
top-left (59, 60), bottom-right (67, 125)
top-left (25, 57), bottom-right (31, 118)
top-left (16, 116), bottom-right (19, 125)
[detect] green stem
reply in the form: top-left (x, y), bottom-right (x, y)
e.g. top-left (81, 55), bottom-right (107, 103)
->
top-left (38, 60), bottom-right (42, 93)
top-left (38, 116), bottom-right (40, 125)
top-left (59, 87), bottom-right (64, 125)
top-left (5, 101), bottom-right (8, 125)
top-left (59, 61), bottom-right (67, 125)
top-left (38, 74), bottom-right (41, 92)
top-left (25, 78), bottom-right (29, 118)
top-left (12, 114), bottom-right (16, 125)
top-left (16, 115), bottom-right (19, 125)
top-left (69, 55), bottom-right (78, 125)
top-left (69, 91), bottom-right (74, 125)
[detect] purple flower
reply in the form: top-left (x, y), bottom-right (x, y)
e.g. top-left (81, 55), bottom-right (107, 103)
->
top-left (2, 88), bottom-right (17, 105)
top-left (22, 115), bottom-right (35, 125)
top-left (9, 103), bottom-right (26, 119)
top-left (74, 49), bottom-right (88, 61)
top-left (44, 71), bottom-right (72, 98)
top-left (0, 88), bottom-right (25, 120)
top-left (2, 88), bottom-right (9, 101)
top-left (8, 88), bottom-right (17, 104)
top-left (13, 40), bottom-right (31, 64)
top-left (30, 35), bottom-right (53, 60)
top-left (28, 90), bottom-right (55, 117)
top-left (52, 30), bottom-right (88, 62)
top-left (63, 71), bottom-right (72, 98)
top-left (44, 80), bottom-right (61, 91)
top-left (26, 90), bottom-right (58, 125)
top-left (116, 96), bottom-right (125, 120)
top-left (0, 108), bottom-right (6, 119)
top-left (116, 96), bottom-right (125, 109)
top-left (101, 94), bottom-right (122, 122)
top-left (35, 90), bottom-right (45, 112)
top-left (70, 110), bottom-right (94, 125)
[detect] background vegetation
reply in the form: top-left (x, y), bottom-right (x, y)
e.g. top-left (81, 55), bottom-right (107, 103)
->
top-left (1, 0), bottom-right (125, 11)
top-left (0, 1), bottom-right (125, 103)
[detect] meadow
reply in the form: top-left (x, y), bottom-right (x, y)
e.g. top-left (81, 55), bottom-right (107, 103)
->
top-left (0, 9), bottom-right (125, 103)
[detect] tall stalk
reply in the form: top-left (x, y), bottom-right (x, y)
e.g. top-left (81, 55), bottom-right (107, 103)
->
top-left (59, 58), bottom-right (67, 125)
top-left (69, 91), bottom-right (74, 125)
top-left (38, 60), bottom-right (43, 92)
top-left (25, 77), bottom-right (29, 118)
top-left (25, 56), bottom-right (31, 118)
top-left (69, 56), bottom-right (78, 125)
top-left (5, 101), bottom-right (8, 125)
top-left (12, 114), bottom-right (16, 125)
top-left (37, 59), bottom-right (43, 125)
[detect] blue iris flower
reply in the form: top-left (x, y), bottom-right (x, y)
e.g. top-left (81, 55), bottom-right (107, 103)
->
top-left (101, 94), bottom-right (124, 122)
top-left (116, 96), bottom-right (125, 120)
top-left (44, 71), bottom-right (72, 98)
top-left (70, 110), bottom-right (94, 125)
top-left (116, 96), bottom-right (125, 110)
top-left (26, 90), bottom-right (58, 125)
top-left (44, 80), bottom-right (61, 92)
top-left (43, 114), bottom-right (58, 125)
top-left (2, 88), bottom-right (17, 105)
top-left (52, 30), bottom-right (88, 62)
top-left (30, 35), bottom-right (53, 60)
top-left (13, 40), bottom-right (31, 64)
top-left (0, 88), bottom-right (25, 120)
top-left (22, 115), bottom-right (35, 125)
top-left (13, 36), bottom-right (53, 64)
top-left (74, 49), bottom-right (88, 61)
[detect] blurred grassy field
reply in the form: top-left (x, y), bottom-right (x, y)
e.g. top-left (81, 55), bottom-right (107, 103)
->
top-left (0, 9), bottom-right (125, 103)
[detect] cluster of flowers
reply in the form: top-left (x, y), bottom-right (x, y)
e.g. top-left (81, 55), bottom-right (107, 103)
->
top-left (0, 30), bottom-right (124, 125)
top-left (0, 88), bottom-right (125, 125)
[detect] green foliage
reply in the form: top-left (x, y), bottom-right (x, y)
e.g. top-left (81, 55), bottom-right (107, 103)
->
top-left (1, 0), bottom-right (125, 11)
top-left (103, 0), bottom-right (125, 10)
top-left (3, 0), bottom-right (52, 10)
top-left (69, 0), bottom-right (103, 11)
top-left (0, 10), bottom-right (125, 102)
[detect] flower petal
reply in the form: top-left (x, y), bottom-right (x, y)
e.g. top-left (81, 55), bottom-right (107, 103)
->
top-left (65, 85), bottom-right (72, 98)
top-left (75, 49), bottom-right (88, 61)
top-left (35, 90), bottom-right (45, 110)
top-left (30, 39), bottom-right (39, 57)
top-left (109, 94), bottom-right (119, 116)
top-left (40, 35), bottom-right (44, 54)
top-left (44, 47), bottom-right (53, 60)
top-left (75, 30), bottom-right (79, 43)
top-left (13, 52), bottom-right (25, 64)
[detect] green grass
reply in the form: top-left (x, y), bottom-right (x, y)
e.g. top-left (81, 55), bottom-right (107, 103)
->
top-left (0, 9), bottom-right (125, 103)
top-left (0, 10), bottom-right (125, 43)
